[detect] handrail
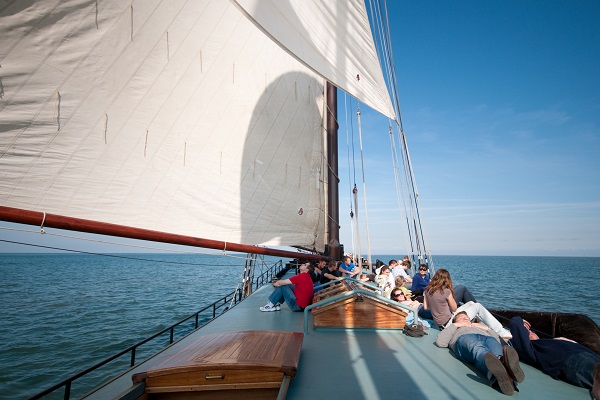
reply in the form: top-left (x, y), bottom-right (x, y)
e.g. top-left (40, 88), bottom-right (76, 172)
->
top-left (27, 259), bottom-right (287, 400)
top-left (303, 278), bottom-right (418, 335)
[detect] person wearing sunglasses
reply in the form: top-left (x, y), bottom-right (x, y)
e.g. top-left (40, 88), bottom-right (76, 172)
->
top-left (391, 288), bottom-right (433, 320)
top-left (410, 264), bottom-right (431, 299)
top-left (392, 289), bottom-right (420, 308)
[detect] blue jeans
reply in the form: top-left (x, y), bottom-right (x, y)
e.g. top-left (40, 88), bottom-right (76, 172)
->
top-left (454, 285), bottom-right (477, 304)
top-left (454, 334), bottom-right (503, 377)
top-left (418, 304), bottom-right (433, 320)
top-left (268, 284), bottom-right (302, 311)
top-left (562, 351), bottom-right (600, 389)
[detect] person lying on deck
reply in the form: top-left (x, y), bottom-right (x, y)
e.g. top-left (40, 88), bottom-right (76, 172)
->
top-left (424, 268), bottom-right (512, 339)
top-left (391, 288), bottom-right (432, 320)
top-left (391, 288), bottom-right (431, 327)
top-left (435, 311), bottom-right (525, 396)
top-left (260, 262), bottom-right (314, 312)
top-left (508, 315), bottom-right (600, 397)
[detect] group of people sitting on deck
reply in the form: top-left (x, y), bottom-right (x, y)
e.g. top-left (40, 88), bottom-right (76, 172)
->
top-left (259, 256), bottom-right (600, 398)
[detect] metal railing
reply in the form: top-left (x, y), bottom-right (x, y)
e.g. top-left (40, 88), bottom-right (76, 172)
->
top-left (28, 259), bottom-right (288, 400)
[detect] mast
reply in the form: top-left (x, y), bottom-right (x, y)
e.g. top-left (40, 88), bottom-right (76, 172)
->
top-left (0, 206), bottom-right (326, 261)
top-left (326, 82), bottom-right (341, 260)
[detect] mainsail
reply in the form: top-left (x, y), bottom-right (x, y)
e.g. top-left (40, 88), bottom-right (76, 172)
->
top-left (0, 0), bottom-right (395, 255)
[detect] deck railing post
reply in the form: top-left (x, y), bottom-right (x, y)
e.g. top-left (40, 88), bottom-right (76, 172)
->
top-left (130, 348), bottom-right (136, 367)
top-left (63, 381), bottom-right (70, 400)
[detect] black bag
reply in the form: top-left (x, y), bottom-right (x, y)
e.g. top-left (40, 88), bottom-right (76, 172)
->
top-left (403, 323), bottom-right (427, 337)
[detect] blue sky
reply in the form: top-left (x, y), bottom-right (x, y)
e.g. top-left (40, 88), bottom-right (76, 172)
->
top-left (1, 1), bottom-right (598, 257)
top-left (338, 1), bottom-right (600, 256)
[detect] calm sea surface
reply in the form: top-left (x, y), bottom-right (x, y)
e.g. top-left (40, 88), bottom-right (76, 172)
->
top-left (1, 253), bottom-right (599, 399)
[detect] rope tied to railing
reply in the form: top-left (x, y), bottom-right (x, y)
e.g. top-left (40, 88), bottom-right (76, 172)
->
top-left (40, 212), bottom-right (46, 234)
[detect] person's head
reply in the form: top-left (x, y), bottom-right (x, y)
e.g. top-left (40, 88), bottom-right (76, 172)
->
top-left (343, 256), bottom-right (351, 265)
top-left (318, 259), bottom-right (327, 268)
top-left (391, 289), bottom-right (407, 302)
top-left (426, 268), bottom-right (454, 296)
top-left (452, 311), bottom-right (469, 324)
top-left (327, 260), bottom-right (338, 270)
top-left (380, 265), bottom-right (390, 275)
top-left (418, 264), bottom-right (428, 275)
top-left (403, 255), bottom-right (409, 260)
top-left (395, 276), bottom-right (405, 287)
top-left (388, 259), bottom-right (398, 267)
top-left (299, 263), bottom-right (310, 273)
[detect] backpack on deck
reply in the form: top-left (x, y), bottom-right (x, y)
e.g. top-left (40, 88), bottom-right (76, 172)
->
top-left (403, 322), bottom-right (427, 337)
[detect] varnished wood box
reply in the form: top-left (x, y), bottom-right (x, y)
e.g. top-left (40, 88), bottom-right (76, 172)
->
top-left (312, 282), bottom-right (407, 329)
top-left (130, 330), bottom-right (303, 400)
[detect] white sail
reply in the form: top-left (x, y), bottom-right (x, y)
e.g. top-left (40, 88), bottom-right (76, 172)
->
top-left (0, 0), bottom-right (330, 250)
top-left (233, 0), bottom-right (396, 119)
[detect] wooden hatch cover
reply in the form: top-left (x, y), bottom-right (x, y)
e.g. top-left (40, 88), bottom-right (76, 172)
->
top-left (131, 330), bottom-right (303, 399)
top-left (312, 281), bottom-right (408, 329)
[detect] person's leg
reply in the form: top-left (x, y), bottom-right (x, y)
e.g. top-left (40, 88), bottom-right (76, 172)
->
top-left (592, 363), bottom-right (600, 400)
top-left (502, 345), bottom-right (525, 383)
top-left (454, 334), bottom-right (501, 375)
top-left (454, 284), bottom-right (477, 304)
top-left (562, 351), bottom-right (600, 390)
top-left (457, 302), bottom-right (511, 338)
top-left (280, 284), bottom-right (302, 311)
top-left (268, 287), bottom-right (284, 305)
top-left (418, 304), bottom-right (433, 320)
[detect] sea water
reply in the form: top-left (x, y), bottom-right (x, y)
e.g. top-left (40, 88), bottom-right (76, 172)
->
top-left (0, 253), bottom-right (599, 399)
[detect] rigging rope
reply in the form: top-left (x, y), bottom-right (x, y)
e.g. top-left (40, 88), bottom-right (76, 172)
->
top-left (344, 93), bottom-right (357, 258)
top-left (365, 0), bottom-right (433, 269)
top-left (356, 105), bottom-right (372, 269)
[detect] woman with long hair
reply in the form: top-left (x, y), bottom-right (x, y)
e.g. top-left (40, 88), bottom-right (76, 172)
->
top-left (423, 268), bottom-right (457, 327)
top-left (424, 269), bottom-right (512, 339)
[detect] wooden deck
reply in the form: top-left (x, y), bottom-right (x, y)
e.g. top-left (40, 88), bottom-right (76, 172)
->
top-left (83, 272), bottom-right (593, 400)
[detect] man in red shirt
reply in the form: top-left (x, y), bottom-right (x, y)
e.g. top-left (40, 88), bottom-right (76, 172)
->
top-left (260, 262), bottom-right (314, 312)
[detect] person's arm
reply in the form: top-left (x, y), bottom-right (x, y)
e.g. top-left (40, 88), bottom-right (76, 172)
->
top-left (471, 322), bottom-right (489, 331)
top-left (447, 292), bottom-right (458, 312)
top-left (423, 294), bottom-right (428, 310)
top-left (435, 324), bottom-right (458, 347)
top-left (323, 272), bottom-right (339, 280)
top-left (273, 279), bottom-right (292, 287)
top-left (555, 337), bottom-right (577, 343)
top-left (508, 316), bottom-right (538, 365)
